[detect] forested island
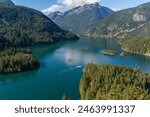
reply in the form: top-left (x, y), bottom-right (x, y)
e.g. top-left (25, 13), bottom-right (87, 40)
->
top-left (101, 49), bottom-right (117, 56)
top-left (0, 48), bottom-right (39, 74)
top-left (80, 64), bottom-right (150, 100)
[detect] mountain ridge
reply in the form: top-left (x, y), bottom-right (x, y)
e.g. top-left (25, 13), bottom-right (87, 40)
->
top-left (88, 2), bottom-right (150, 55)
top-left (48, 2), bottom-right (114, 33)
top-left (0, 3), bottom-right (78, 48)
top-left (89, 2), bottom-right (150, 37)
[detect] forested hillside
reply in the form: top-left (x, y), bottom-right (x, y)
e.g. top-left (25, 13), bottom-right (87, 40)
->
top-left (88, 2), bottom-right (150, 55)
top-left (80, 64), bottom-right (150, 100)
top-left (0, 3), bottom-right (79, 74)
top-left (0, 3), bottom-right (78, 48)
top-left (120, 19), bottom-right (150, 54)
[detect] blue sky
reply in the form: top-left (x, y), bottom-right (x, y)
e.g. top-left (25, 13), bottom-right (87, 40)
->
top-left (12, 0), bottom-right (150, 12)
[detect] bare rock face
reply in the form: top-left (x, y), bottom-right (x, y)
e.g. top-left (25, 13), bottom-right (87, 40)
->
top-left (133, 13), bottom-right (146, 22)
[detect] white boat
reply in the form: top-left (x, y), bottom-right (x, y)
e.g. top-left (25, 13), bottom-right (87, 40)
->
top-left (76, 65), bottom-right (82, 68)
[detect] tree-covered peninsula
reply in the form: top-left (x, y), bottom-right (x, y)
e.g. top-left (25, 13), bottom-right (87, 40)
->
top-left (80, 64), bottom-right (150, 100)
top-left (0, 48), bottom-right (39, 74)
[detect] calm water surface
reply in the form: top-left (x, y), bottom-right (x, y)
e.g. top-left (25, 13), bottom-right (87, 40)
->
top-left (0, 36), bottom-right (150, 100)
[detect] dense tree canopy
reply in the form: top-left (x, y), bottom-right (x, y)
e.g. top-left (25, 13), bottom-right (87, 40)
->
top-left (120, 37), bottom-right (150, 54)
top-left (0, 48), bottom-right (39, 74)
top-left (0, 3), bottom-right (78, 48)
top-left (80, 64), bottom-right (150, 100)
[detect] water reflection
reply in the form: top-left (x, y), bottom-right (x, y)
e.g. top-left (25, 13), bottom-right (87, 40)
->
top-left (55, 36), bottom-right (150, 73)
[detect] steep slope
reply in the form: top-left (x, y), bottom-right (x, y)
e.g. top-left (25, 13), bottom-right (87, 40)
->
top-left (0, 3), bottom-right (78, 48)
top-left (120, 19), bottom-right (150, 54)
top-left (89, 2), bottom-right (150, 54)
top-left (48, 2), bottom-right (113, 33)
top-left (0, 0), bottom-right (14, 5)
top-left (49, 11), bottom-right (63, 22)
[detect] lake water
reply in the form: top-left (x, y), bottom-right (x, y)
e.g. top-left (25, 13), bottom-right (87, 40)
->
top-left (0, 36), bottom-right (150, 100)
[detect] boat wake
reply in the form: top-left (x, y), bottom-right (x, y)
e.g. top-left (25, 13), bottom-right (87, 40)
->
top-left (75, 65), bottom-right (82, 68)
top-left (60, 65), bottom-right (82, 74)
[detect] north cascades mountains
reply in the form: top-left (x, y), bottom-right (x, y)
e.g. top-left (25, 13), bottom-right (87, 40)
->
top-left (48, 2), bottom-right (114, 34)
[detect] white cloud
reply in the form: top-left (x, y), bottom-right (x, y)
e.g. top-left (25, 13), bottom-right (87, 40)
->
top-left (42, 5), bottom-right (62, 14)
top-left (42, 0), bottom-right (100, 14)
top-left (58, 0), bottom-right (100, 9)
top-left (112, 8), bottom-right (121, 11)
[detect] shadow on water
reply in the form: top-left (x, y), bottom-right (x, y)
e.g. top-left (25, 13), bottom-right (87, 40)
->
top-left (0, 70), bottom-right (38, 86)
top-left (30, 40), bottom-right (79, 60)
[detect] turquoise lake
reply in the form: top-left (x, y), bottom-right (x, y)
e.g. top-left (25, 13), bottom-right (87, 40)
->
top-left (0, 36), bottom-right (150, 100)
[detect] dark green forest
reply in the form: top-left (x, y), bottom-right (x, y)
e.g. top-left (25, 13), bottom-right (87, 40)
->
top-left (80, 64), bottom-right (150, 100)
top-left (0, 48), bottom-right (39, 74)
top-left (0, 3), bottom-right (79, 74)
top-left (120, 37), bottom-right (150, 54)
top-left (0, 3), bottom-right (78, 48)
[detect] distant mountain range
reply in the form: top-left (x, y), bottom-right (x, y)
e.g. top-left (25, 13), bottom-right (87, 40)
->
top-left (48, 2), bottom-right (114, 33)
top-left (89, 2), bottom-right (150, 55)
top-left (0, 0), bottom-right (14, 5)
top-left (0, 3), bottom-right (78, 49)
top-left (89, 2), bottom-right (150, 37)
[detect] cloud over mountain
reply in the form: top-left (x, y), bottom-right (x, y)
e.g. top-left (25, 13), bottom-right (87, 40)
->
top-left (42, 0), bottom-right (100, 14)
top-left (58, 0), bottom-right (100, 8)
top-left (42, 5), bottom-right (62, 14)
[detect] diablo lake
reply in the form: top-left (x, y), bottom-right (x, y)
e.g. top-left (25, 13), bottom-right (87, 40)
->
top-left (0, 36), bottom-right (150, 100)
